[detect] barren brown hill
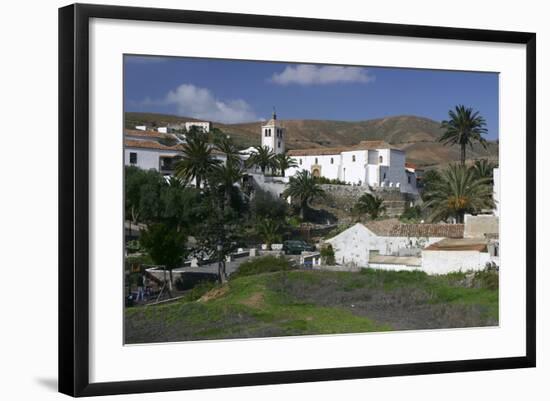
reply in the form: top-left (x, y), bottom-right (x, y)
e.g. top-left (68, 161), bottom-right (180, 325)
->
top-left (125, 112), bottom-right (498, 167)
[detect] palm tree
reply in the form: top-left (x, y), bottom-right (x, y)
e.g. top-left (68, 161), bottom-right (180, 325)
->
top-left (423, 163), bottom-right (494, 223)
top-left (283, 170), bottom-right (325, 220)
top-left (353, 193), bottom-right (386, 220)
top-left (246, 146), bottom-right (276, 174)
top-left (208, 161), bottom-right (244, 208)
top-left (274, 153), bottom-right (298, 177)
top-left (174, 132), bottom-right (219, 188)
top-left (471, 159), bottom-right (498, 183)
top-left (255, 218), bottom-right (283, 250)
top-left (214, 135), bottom-right (242, 167)
top-left (440, 105), bottom-right (488, 165)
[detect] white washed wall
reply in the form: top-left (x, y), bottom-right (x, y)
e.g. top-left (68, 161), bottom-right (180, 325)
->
top-left (421, 250), bottom-right (491, 274)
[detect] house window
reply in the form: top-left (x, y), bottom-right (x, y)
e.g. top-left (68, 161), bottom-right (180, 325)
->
top-left (408, 175), bottom-right (411, 184)
top-left (315, 158), bottom-right (318, 164)
top-left (129, 152), bottom-right (137, 164)
top-left (299, 159), bottom-right (302, 165)
top-left (379, 155), bottom-right (383, 164)
top-left (383, 173), bottom-right (386, 180)
top-left (330, 158), bottom-right (334, 164)
top-left (278, 141), bottom-right (281, 148)
top-left (352, 155), bottom-right (356, 162)
top-left (265, 129), bottom-right (269, 137)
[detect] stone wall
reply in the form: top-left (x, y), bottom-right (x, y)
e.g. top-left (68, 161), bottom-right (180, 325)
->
top-left (319, 185), bottom-right (417, 217)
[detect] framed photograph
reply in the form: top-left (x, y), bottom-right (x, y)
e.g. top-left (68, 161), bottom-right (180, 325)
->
top-left (59, 3), bottom-right (536, 397)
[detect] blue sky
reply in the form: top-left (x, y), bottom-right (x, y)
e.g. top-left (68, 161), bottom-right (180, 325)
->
top-left (124, 55), bottom-right (499, 140)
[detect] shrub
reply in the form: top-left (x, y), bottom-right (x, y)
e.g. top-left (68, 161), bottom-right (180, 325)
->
top-left (399, 205), bottom-right (423, 223)
top-left (182, 281), bottom-right (218, 302)
top-left (232, 256), bottom-right (295, 279)
top-left (314, 176), bottom-right (349, 185)
top-left (320, 244), bottom-right (335, 265)
top-left (473, 270), bottom-right (499, 290)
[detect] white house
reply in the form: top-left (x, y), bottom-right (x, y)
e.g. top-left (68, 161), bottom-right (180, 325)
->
top-left (285, 140), bottom-right (417, 193)
top-left (184, 121), bottom-right (211, 133)
top-left (326, 220), bottom-right (464, 268)
top-left (421, 238), bottom-right (490, 274)
top-left (124, 139), bottom-right (182, 175)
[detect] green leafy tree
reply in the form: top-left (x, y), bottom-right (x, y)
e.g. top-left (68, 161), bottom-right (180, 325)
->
top-left (273, 153), bottom-right (298, 177)
top-left (283, 170), bottom-right (325, 220)
top-left (175, 129), bottom-right (220, 188)
top-left (250, 188), bottom-right (288, 221)
top-left (125, 166), bottom-right (165, 233)
top-left (423, 164), bottom-right (494, 223)
top-left (246, 146), bottom-right (276, 174)
top-left (352, 193), bottom-right (386, 220)
top-left (139, 223), bottom-right (188, 289)
top-left (159, 181), bottom-right (202, 233)
top-left (440, 105), bottom-right (488, 165)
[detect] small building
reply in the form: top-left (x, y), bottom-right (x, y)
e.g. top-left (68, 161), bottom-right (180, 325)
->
top-left (421, 238), bottom-right (490, 274)
top-left (325, 220), bottom-right (464, 268)
top-left (184, 121), bottom-right (211, 133)
top-left (124, 139), bottom-right (182, 175)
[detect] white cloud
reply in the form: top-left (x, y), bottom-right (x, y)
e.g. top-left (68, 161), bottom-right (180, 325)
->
top-left (270, 64), bottom-right (375, 86)
top-left (146, 84), bottom-right (258, 124)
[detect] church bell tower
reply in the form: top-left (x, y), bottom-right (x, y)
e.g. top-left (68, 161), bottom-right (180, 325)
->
top-left (260, 109), bottom-right (285, 154)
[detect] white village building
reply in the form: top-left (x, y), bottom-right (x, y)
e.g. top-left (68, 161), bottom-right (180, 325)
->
top-left (326, 215), bottom-right (498, 274)
top-left (184, 121), bottom-right (211, 133)
top-left (285, 140), bottom-right (417, 193)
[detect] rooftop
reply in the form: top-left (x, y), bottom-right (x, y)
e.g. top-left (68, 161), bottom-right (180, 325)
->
top-left (424, 238), bottom-right (488, 252)
top-left (124, 139), bottom-right (181, 151)
top-left (124, 128), bottom-right (168, 139)
top-left (365, 220), bottom-right (464, 238)
top-left (287, 140), bottom-right (400, 156)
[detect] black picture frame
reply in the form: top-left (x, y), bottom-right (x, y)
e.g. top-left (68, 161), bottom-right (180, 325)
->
top-left (59, 3), bottom-right (536, 397)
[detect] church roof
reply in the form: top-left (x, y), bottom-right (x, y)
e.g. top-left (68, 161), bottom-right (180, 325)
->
top-left (287, 140), bottom-right (400, 156)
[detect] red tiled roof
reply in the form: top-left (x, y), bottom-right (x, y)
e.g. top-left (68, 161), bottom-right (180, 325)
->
top-left (366, 220), bottom-right (464, 238)
top-left (124, 139), bottom-right (181, 151)
top-left (124, 128), bottom-right (167, 139)
top-left (424, 238), bottom-right (487, 252)
top-left (287, 140), bottom-right (400, 156)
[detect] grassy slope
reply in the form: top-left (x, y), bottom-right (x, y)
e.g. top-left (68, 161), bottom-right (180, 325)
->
top-left (125, 269), bottom-right (498, 344)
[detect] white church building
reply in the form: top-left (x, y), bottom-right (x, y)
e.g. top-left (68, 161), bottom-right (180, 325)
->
top-left (260, 111), bottom-right (286, 155)
top-left (285, 141), bottom-right (417, 193)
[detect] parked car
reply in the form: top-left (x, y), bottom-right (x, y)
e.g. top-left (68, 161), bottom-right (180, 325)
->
top-left (283, 240), bottom-right (316, 255)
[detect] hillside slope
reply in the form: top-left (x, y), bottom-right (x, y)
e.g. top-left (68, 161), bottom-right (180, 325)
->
top-left (125, 112), bottom-right (498, 166)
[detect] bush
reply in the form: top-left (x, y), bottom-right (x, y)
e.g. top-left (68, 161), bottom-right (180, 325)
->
top-left (320, 244), bottom-right (335, 265)
top-left (399, 205), bottom-right (423, 223)
top-left (231, 256), bottom-right (295, 279)
top-left (473, 270), bottom-right (499, 290)
top-left (182, 281), bottom-right (218, 302)
top-left (314, 176), bottom-right (349, 185)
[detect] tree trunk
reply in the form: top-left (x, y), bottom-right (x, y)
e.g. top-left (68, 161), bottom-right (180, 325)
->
top-left (461, 145), bottom-right (466, 165)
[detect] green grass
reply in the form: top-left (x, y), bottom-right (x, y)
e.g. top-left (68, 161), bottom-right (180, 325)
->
top-left (125, 268), bottom-right (498, 344)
